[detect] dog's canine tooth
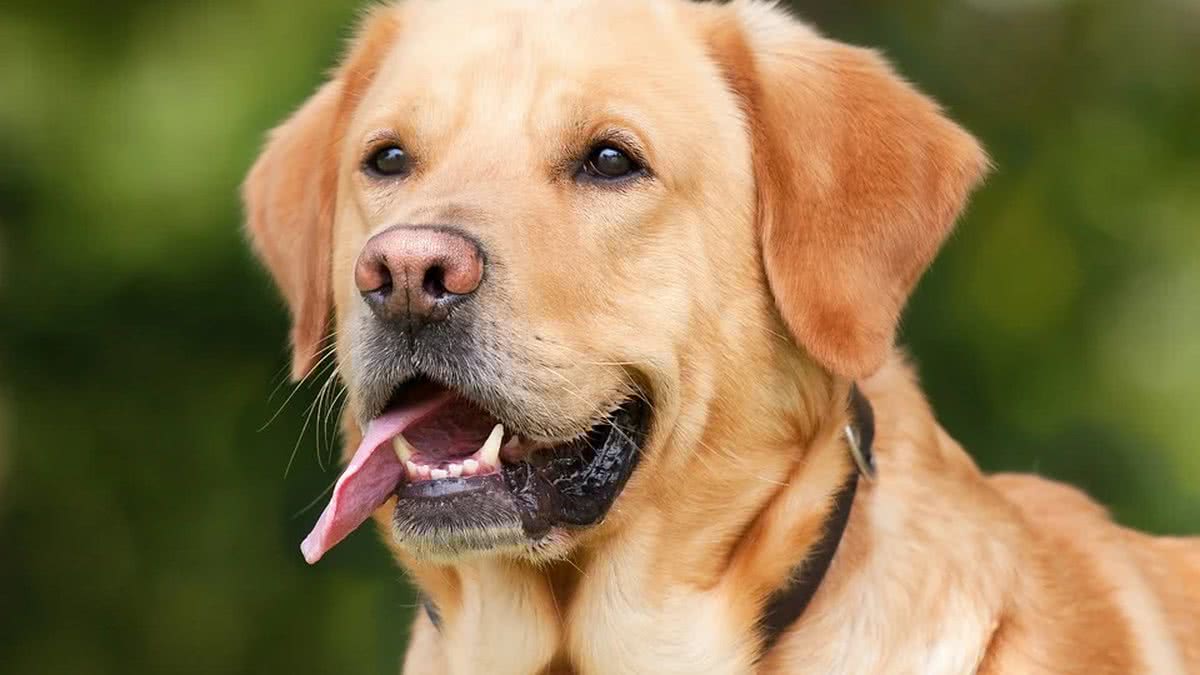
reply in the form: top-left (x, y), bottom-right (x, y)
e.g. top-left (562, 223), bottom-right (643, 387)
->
top-left (430, 468), bottom-right (448, 480)
top-left (406, 461), bottom-right (419, 477)
top-left (392, 435), bottom-right (416, 463)
top-left (448, 463), bottom-right (463, 478)
top-left (479, 424), bottom-right (504, 467)
top-left (462, 458), bottom-right (479, 475)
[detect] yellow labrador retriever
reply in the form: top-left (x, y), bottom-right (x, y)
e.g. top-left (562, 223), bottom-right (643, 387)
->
top-left (243, 0), bottom-right (1200, 672)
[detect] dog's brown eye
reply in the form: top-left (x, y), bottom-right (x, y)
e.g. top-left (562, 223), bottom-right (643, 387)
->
top-left (366, 145), bottom-right (411, 177)
top-left (582, 145), bottom-right (639, 180)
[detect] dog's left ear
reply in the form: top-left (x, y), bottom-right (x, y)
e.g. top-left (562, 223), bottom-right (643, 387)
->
top-left (243, 80), bottom-right (342, 381)
top-left (242, 8), bottom-right (400, 380)
top-left (706, 3), bottom-right (989, 379)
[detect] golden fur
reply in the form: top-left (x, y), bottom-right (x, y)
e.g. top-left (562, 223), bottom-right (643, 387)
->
top-left (243, 1), bottom-right (1200, 672)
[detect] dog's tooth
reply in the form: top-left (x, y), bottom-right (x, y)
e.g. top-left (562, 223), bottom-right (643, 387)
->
top-left (418, 465), bottom-right (431, 479)
top-left (406, 461), bottom-right (419, 477)
top-left (462, 458), bottom-right (479, 475)
top-left (430, 468), bottom-right (448, 480)
top-left (392, 435), bottom-right (416, 463)
top-left (448, 463), bottom-right (463, 478)
top-left (479, 424), bottom-right (504, 466)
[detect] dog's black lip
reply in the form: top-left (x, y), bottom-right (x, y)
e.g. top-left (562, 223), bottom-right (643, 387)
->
top-left (390, 394), bottom-right (651, 546)
top-left (507, 394), bottom-right (650, 532)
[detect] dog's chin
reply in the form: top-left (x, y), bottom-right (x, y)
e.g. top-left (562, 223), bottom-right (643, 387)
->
top-left (389, 486), bottom-right (575, 563)
top-left (385, 388), bottom-right (652, 562)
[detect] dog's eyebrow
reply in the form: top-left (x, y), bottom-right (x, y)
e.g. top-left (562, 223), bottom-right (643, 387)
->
top-left (363, 128), bottom-right (403, 148)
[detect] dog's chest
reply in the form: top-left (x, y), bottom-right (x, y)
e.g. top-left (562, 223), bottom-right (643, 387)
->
top-left (429, 542), bottom-right (1002, 675)
top-left (433, 559), bottom-right (757, 675)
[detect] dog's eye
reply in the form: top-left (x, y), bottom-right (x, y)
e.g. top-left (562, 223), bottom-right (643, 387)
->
top-left (581, 145), bottom-right (640, 180)
top-left (365, 145), bottom-right (411, 177)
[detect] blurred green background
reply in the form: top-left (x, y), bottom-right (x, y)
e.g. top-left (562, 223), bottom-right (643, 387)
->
top-left (1, 0), bottom-right (1197, 673)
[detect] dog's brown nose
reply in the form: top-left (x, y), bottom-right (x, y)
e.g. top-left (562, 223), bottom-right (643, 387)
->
top-left (354, 226), bottom-right (484, 322)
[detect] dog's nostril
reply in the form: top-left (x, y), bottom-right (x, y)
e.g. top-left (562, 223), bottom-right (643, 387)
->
top-left (360, 260), bottom-right (393, 294)
top-left (422, 265), bottom-right (448, 299)
top-left (357, 258), bottom-right (394, 297)
top-left (372, 279), bottom-right (394, 298)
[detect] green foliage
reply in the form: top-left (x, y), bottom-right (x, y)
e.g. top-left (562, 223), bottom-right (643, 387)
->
top-left (1, 1), bottom-right (1196, 673)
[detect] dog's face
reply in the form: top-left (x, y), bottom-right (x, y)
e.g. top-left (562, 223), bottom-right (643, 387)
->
top-left (245, 0), bottom-right (986, 563)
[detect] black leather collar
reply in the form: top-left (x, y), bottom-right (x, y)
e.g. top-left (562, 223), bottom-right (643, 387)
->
top-left (757, 384), bottom-right (875, 657)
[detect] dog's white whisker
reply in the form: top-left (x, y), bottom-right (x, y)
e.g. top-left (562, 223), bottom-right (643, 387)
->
top-left (258, 343), bottom-right (340, 433)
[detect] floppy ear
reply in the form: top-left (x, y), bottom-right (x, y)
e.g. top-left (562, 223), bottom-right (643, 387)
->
top-left (708, 3), bottom-right (989, 379)
top-left (242, 8), bottom-right (400, 380)
top-left (243, 82), bottom-right (341, 380)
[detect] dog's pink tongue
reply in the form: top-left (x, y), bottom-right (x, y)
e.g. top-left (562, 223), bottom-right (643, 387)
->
top-left (300, 393), bottom-right (451, 564)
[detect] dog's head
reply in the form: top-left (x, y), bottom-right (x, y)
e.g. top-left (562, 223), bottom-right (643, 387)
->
top-left (244, 0), bottom-right (986, 563)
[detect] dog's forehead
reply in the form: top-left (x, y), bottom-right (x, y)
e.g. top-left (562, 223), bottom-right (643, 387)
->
top-left (353, 0), bottom-right (715, 140)
top-left (393, 0), bottom-right (685, 59)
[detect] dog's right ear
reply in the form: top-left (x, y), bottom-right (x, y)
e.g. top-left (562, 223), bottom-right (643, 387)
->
top-left (242, 8), bottom-right (400, 380)
top-left (701, 2), bottom-right (988, 380)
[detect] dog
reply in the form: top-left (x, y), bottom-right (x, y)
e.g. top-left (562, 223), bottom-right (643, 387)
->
top-left (242, 0), bottom-right (1200, 672)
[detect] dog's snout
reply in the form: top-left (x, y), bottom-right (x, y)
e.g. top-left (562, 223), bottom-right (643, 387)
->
top-left (355, 226), bottom-right (484, 322)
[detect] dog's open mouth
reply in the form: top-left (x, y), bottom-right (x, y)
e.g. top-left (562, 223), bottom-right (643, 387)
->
top-left (301, 377), bottom-right (650, 563)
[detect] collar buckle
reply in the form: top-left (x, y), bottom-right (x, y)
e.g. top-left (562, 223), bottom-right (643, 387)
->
top-left (844, 384), bottom-right (877, 481)
top-left (844, 423), bottom-right (876, 481)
